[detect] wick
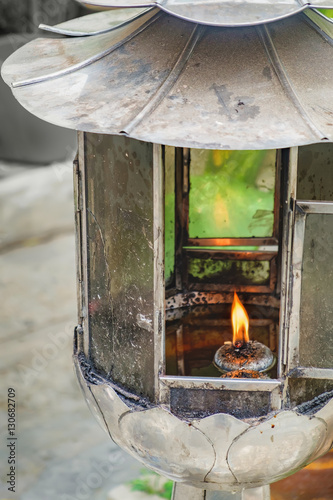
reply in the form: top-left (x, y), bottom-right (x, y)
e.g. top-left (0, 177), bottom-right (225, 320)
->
top-left (233, 340), bottom-right (244, 349)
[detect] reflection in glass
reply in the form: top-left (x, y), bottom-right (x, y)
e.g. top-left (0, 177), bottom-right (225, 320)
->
top-left (300, 213), bottom-right (333, 369)
top-left (189, 149), bottom-right (276, 239)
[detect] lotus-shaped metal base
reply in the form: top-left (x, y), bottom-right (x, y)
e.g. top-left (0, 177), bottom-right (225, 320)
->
top-left (74, 351), bottom-right (333, 491)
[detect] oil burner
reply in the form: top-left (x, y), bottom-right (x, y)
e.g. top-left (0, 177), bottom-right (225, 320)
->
top-left (2, 2), bottom-right (333, 499)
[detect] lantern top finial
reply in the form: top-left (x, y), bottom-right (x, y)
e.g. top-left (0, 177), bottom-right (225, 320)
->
top-left (75, 0), bottom-right (333, 27)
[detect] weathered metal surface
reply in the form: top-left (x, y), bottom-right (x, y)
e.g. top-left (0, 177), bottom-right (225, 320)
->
top-left (314, 396), bottom-right (333, 459)
top-left (40, 7), bottom-right (147, 36)
top-left (2, 9), bottom-right (158, 87)
top-left (2, 11), bottom-right (333, 150)
top-left (89, 383), bottom-right (132, 447)
top-left (73, 353), bottom-right (110, 435)
top-left (242, 486), bottom-right (271, 500)
top-left (160, 375), bottom-right (281, 392)
top-left (192, 414), bottom-right (249, 484)
top-left (74, 352), bottom-right (333, 490)
top-left (74, 0), bottom-right (333, 27)
top-left (172, 484), bottom-right (271, 500)
top-left (287, 378), bottom-right (333, 408)
top-left (227, 411), bottom-right (328, 484)
top-left (152, 143), bottom-right (166, 401)
top-left (172, 483), bottom-right (206, 500)
top-left (297, 143), bottom-right (333, 201)
top-left (83, 133), bottom-right (157, 400)
top-left (119, 407), bottom-right (216, 482)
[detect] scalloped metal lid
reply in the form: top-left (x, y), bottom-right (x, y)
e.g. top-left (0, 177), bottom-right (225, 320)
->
top-left (74, 0), bottom-right (333, 27)
top-left (1, 9), bottom-right (333, 150)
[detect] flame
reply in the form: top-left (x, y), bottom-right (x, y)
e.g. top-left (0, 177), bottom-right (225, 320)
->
top-left (231, 292), bottom-right (249, 349)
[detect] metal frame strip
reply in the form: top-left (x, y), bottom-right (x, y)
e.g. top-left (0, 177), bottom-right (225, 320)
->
top-left (297, 201), bottom-right (333, 214)
top-left (77, 132), bottom-right (90, 357)
top-left (184, 250), bottom-right (278, 260)
top-left (73, 153), bottom-right (83, 327)
top-left (187, 238), bottom-right (278, 247)
top-left (293, 367), bottom-right (333, 379)
top-left (154, 144), bottom-right (166, 399)
top-left (278, 147), bottom-right (298, 376)
top-left (287, 198), bottom-right (333, 373)
top-left (175, 148), bottom-right (189, 290)
top-left (160, 375), bottom-right (281, 392)
top-left (286, 203), bottom-right (306, 370)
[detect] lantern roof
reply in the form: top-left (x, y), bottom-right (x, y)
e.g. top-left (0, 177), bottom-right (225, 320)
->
top-left (2, 8), bottom-right (333, 150)
top-left (75, 0), bottom-right (333, 27)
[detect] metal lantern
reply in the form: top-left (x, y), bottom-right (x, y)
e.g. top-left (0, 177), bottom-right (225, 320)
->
top-left (2, 3), bottom-right (333, 499)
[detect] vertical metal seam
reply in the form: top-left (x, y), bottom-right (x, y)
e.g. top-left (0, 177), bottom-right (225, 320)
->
top-left (257, 24), bottom-right (326, 141)
top-left (123, 23), bottom-right (206, 135)
top-left (278, 147), bottom-right (298, 377)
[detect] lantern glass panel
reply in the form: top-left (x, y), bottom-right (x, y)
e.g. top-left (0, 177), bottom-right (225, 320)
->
top-left (84, 133), bottom-right (155, 398)
top-left (297, 143), bottom-right (333, 201)
top-left (188, 149), bottom-right (277, 239)
top-left (164, 146), bottom-right (282, 385)
top-left (299, 212), bottom-right (333, 369)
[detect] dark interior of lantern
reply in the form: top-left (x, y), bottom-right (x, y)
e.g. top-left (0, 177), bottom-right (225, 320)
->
top-left (164, 146), bottom-right (285, 379)
top-left (165, 303), bottom-right (279, 378)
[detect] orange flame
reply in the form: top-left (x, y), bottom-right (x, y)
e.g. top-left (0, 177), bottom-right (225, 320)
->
top-left (231, 292), bottom-right (249, 349)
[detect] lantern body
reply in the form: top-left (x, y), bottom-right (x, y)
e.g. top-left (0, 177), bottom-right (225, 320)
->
top-left (2, 5), bottom-right (333, 495)
top-left (73, 132), bottom-right (333, 491)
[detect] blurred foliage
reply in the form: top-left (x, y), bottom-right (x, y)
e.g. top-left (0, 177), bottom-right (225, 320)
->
top-left (318, 8), bottom-right (333, 17)
top-left (130, 469), bottom-right (173, 499)
top-left (165, 149), bottom-right (276, 282)
top-left (188, 150), bottom-right (275, 239)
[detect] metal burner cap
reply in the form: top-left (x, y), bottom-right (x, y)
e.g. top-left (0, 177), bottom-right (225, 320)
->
top-left (214, 340), bottom-right (275, 373)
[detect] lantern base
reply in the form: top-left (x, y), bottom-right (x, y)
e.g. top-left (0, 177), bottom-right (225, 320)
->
top-left (172, 483), bottom-right (271, 500)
